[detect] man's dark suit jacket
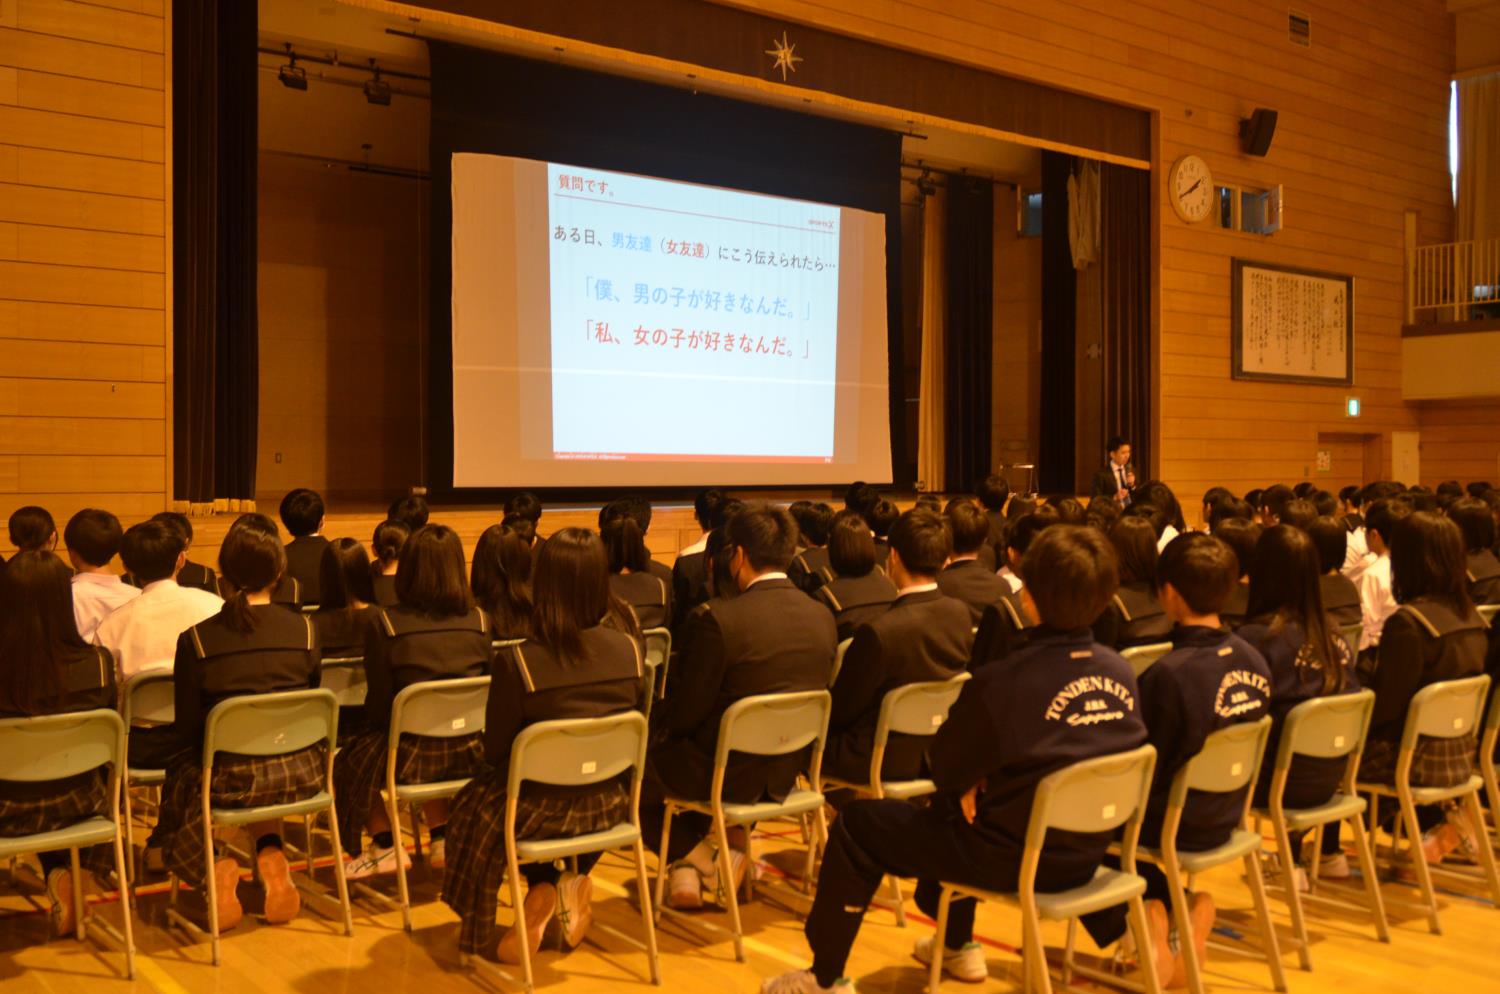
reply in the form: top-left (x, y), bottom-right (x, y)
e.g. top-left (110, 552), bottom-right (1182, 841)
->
top-left (1090, 465), bottom-right (1126, 502)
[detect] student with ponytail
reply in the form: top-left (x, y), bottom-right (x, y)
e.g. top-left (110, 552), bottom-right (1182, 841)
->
top-left (603, 513), bottom-right (672, 630)
top-left (313, 538), bottom-right (379, 657)
top-left (370, 519), bottom-right (409, 607)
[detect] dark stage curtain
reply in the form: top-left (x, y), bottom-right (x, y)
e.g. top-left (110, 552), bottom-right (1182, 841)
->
top-left (1100, 164), bottom-right (1152, 479)
top-left (1038, 151), bottom-right (1077, 494)
top-left (172, 0), bottom-right (258, 508)
top-left (942, 176), bottom-right (993, 493)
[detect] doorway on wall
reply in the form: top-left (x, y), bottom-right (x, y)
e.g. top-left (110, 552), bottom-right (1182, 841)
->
top-left (1316, 431), bottom-right (1385, 490)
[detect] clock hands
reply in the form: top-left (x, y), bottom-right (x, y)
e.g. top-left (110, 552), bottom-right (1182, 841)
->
top-left (1183, 177), bottom-right (1204, 197)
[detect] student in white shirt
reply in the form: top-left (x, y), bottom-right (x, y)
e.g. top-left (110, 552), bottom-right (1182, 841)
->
top-left (1356, 497), bottom-right (1412, 651)
top-left (64, 508), bottom-right (140, 642)
top-left (95, 519), bottom-right (222, 680)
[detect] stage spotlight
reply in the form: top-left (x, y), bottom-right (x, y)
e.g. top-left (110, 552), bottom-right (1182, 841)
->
top-left (278, 45), bottom-right (307, 90)
top-left (364, 63), bottom-right (391, 106)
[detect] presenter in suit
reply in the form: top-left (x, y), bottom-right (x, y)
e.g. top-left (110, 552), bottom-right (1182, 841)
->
top-left (1090, 436), bottom-right (1135, 506)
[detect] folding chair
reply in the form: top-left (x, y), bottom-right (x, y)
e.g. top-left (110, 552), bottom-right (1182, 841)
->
top-left (121, 669), bottom-right (174, 885)
top-left (482, 711), bottom-right (660, 993)
top-left (829, 638), bottom-right (852, 688)
top-left (165, 688), bottom-right (352, 964)
top-left (1480, 681), bottom-right (1500, 843)
top-left (930, 744), bottom-right (1161, 994)
top-left (0, 709), bottom-right (135, 978)
top-left (653, 690), bottom-right (832, 962)
top-left (1143, 717), bottom-right (1285, 994)
top-left (1253, 690), bottom-right (1388, 970)
top-left (822, 673), bottom-right (971, 926)
top-left (642, 627), bottom-right (672, 699)
top-left (1120, 642), bottom-right (1172, 677)
top-left (371, 676), bottom-right (491, 931)
top-left (320, 655), bottom-right (367, 708)
top-left (1357, 674), bottom-right (1500, 933)
top-left (1476, 603), bottom-right (1499, 626)
top-left (494, 637), bottom-right (525, 652)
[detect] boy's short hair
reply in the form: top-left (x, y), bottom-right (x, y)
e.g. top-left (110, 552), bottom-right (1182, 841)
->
top-left (150, 511), bottom-right (194, 546)
top-left (943, 500), bottom-right (990, 556)
top-left (1051, 496), bottom-right (1087, 525)
top-left (1278, 498), bottom-right (1318, 531)
top-left (1338, 485), bottom-right (1363, 507)
top-left (789, 501), bottom-right (835, 547)
top-left (890, 508), bottom-right (951, 575)
top-left (1158, 533), bottom-right (1239, 615)
top-left (387, 495), bottom-right (430, 531)
top-left (8, 505), bottom-right (56, 551)
top-left (1207, 495), bottom-right (1255, 531)
top-left (1006, 507), bottom-right (1059, 555)
top-left (1448, 497), bottom-right (1496, 553)
top-left (1106, 436), bottom-right (1129, 455)
top-left (1305, 516), bottom-right (1349, 574)
top-left (1365, 496), bottom-right (1414, 546)
top-left (1311, 490), bottom-right (1338, 517)
top-left (844, 481), bottom-right (877, 515)
top-left (503, 491), bottom-right (542, 524)
top-left (865, 498), bottom-right (899, 539)
top-left (1437, 480), bottom-right (1464, 500)
top-left (827, 509), bottom-right (876, 577)
top-left (63, 509), bottom-right (124, 568)
top-left (120, 520), bottom-right (185, 584)
top-left (1212, 517), bottom-right (1263, 578)
top-left (279, 488), bottom-right (325, 537)
top-left (726, 504), bottom-right (800, 572)
top-left (1021, 525), bottom-right (1119, 630)
top-left (693, 488), bottom-right (726, 531)
top-left (1260, 484), bottom-right (1295, 521)
top-left (976, 474), bottom-right (1010, 511)
top-left (1467, 481), bottom-right (1493, 500)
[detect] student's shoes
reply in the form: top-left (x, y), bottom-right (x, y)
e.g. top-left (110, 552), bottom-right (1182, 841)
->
top-left (1427, 807), bottom-right (1481, 863)
top-left (665, 861), bottom-right (705, 910)
top-left (1174, 891), bottom-right (1216, 988)
top-left (1310, 851), bottom-right (1351, 880)
top-left (1131, 898), bottom-right (1179, 988)
top-left (496, 881), bottom-right (556, 964)
top-left (213, 856), bottom-right (244, 931)
top-left (759, 969), bottom-right (859, 993)
top-left (912, 935), bottom-right (987, 983)
top-left (343, 842), bottom-right (412, 880)
top-left (426, 837), bottom-right (446, 869)
top-left (554, 871), bottom-right (593, 950)
top-left (257, 846), bottom-right (301, 924)
top-left (1262, 854), bottom-right (1309, 893)
top-left (45, 867), bottom-right (79, 938)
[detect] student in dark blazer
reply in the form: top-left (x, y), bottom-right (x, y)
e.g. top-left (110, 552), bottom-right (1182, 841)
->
top-left (1451, 497), bottom-right (1500, 605)
top-left (673, 488), bottom-right (732, 624)
top-left (1092, 517), bottom-right (1172, 649)
top-left (604, 514), bottom-right (673, 630)
top-left (646, 505), bottom-right (837, 910)
top-left (334, 524), bottom-right (493, 880)
top-left (814, 510), bottom-right (897, 641)
top-left (148, 514), bottom-right (324, 932)
top-left (370, 519), bottom-right (408, 608)
top-left (471, 521), bottom-right (534, 641)
top-left (937, 500), bottom-right (1011, 625)
top-left (974, 475), bottom-right (1011, 572)
top-left (787, 500), bottom-right (836, 594)
top-left (970, 511), bottom-right (1060, 668)
top-left (312, 538), bottom-right (380, 657)
top-left (279, 488), bottom-right (330, 606)
top-left (1212, 517), bottom-right (1262, 627)
top-left (1307, 516), bottom-right (1364, 626)
top-left (826, 509), bottom-right (972, 784)
top-left (0, 551), bottom-right (118, 938)
top-left (1089, 436), bottom-right (1135, 505)
top-left (442, 527), bottom-right (649, 963)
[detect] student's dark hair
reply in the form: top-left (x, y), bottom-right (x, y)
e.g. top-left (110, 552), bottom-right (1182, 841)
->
top-left (1006, 497), bottom-right (1037, 520)
top-left (1364, 496), bottom-right (1413, 546)
top-left (150, 511), bottom-right (195, 546)
top-left (1244, 487), bottom-right (1265, 511)
top-left (914, 494), bottom-right (943, 512)
top-left (1305, 516), bottom-right (1349, 574)
top-left (790, 500), bottom-right (834, 547)
top-left (1449, 496), bottom-right (1496, 553)
top-left (726, 503), bottom-right (800, 573)
top-left (318, 538), bottom-right (376, 621)
top-left (1278, 498), bottom-right (1317, 532)
top-left (1086, 497), bottom-right (1122, 533)
top-left (0, 552), bottom-right (91, 714)
top-left (1311, 490), bottom-right (1338, 517)
top-left (705, 527), bottom-right (737, 598)
top-left (1437, 480), bottom-right (1464, 500)
top-left (387, 495), bottom-right (430, 531)
top-left (710, 496), bottom-right (745, 531)
top-left (844, 481), bottom-right (877, 515)
top-left (1467, 481), bottom-right (1493, 500)
top-left (976, 474), bottom-right (1010, 511)
top-left (1202, 486), bottom-right (1233, 513)
top-left (864, 497), bottom-right (899, 538)
top-left (471, 521), bottom-right (534, 631)
top-left (1109, 516), bottom-right (1160, 586)
top-left (827, 509), bottom-right (877, 577)
top-left (1361, 480), bottom-right (1405, 504)
top-left (1260, 484), bottom-right (1295, 522)
top-left (1338, 485), bottom-right (1363, 507)
top-left (503, 491), bottom-right (543, 524)
top-left (1159, 532), bottom-right (1239, 615)
top-left (1211, 517), bottom-right (1262, 579)
top-left (532, 527), bottom-right (614, 660)
top-left (1006, 507), bottom-right (1059, 555)
top-left (217, 513), bottom-right (287, 633)
top-left (63, 508), bottom-right (123, 568)
top-left (8, 506), bottom-right (56, 552)
top-left (1409, 489), bottom-right (1439, 513)
top-left (944, 499), bottom-right (990, 556)
top-left (1135, 481), bottom-right (1185, 532)
top-left (693, 488), bottom-right (726, 530)
top-left (1208, 496), bottom-right (1255, 531)
top-left (372, 519), bottom-right (410, 571)
top-left (278, 488), bottom-right (325, 537)
top-left (601, 513), bottom-right (652, 574)
top-left (499, 514), bottom-right (537, 547)
top-left (1247, 525), bottom-right (1346, 693)
top-left (889, 508), bottom-right (951, 576)
top-left (120, 519), bottom-right (185, 585)
top-left (1292, 482), bottom-right (1318, 500)
top-left (1106, 436), bottom-right (1129, 455)
top-left (1051, 496), bottom-right (1087, 525)
top-left (1122, 500), bottom-right (1168, 538)
top-left (1390, 512), bottom-right (1474, 617)
top-left (1021, 525), bottom-right (1120, 630)
top-left (395, 523), bottom-right (474, 618)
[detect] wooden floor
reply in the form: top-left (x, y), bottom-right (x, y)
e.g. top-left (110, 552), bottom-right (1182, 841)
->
top-left (4, 820), bottom-right (1498, 994)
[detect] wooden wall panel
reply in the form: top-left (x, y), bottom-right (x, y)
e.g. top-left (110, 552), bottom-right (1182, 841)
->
top-left (0, 0), bottom-right (169, 529)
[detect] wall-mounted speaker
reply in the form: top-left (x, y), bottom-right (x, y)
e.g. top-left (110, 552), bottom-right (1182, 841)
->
top-left (1240, 108), bottom-right (1278, 157)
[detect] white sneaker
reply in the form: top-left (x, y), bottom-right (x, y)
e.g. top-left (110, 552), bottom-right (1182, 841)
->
top-left (760, 969), bottom-right (858, 993)
top-left (1316, 852), bottom-right (1351, 880)
top-left (426, 838), bottom-right (446, 869)
top-left (343, 843), bottom-right (411, 881)
top-left (913, 935), bottom-right (987, 983)
top-left (555, 871), bottom-right (593, 950)
top-left (666, 862), bottom-right (704, 910)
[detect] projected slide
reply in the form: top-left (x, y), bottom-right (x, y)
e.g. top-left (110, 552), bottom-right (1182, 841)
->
top-left (547, 164), bottom-right (839, 462)
top-left (449, 152), bottom-right (892, 489)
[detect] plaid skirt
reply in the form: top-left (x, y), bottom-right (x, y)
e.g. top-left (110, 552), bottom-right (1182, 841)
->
top-left (155, 744), bottom-right (326, 888)
top-left (441, 771), bottom-right (630, 954)
top-left (0, 768), bottom-right (116, 876)
top-left (332, 729), bottom-right (485, 857)
top-left (1361, 733), bottom-right (1477, 788)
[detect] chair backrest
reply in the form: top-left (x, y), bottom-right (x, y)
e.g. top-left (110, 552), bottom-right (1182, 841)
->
top-left (642, 627), bottom-right (671, 668)
top-left (0, 709), bottom-right (124, 783)
top-left (1275, 689), bottom-right (1374, 768)
top-left (320, 656), bottom-right (367, 707)
top-left (1170, 716), bottom-right (1272, 805)
top-left (876, 673), bottom-right (971, 742)
top-left (1339, 622), bottom-right (1364, 653)
top-left (1121, 641), bottom-right (1172, 677)
top-left (1400, 674), bottom-right (1491, 750)
top-left (829, 638), bottom-right (852, 687)
top-left (1484, 678), bottom-right (1500, 754)
top-left (202, 689), bottom-right (338, 765)
top-left (505, 711), bottom-right (648, 798)
top-left (122, 669), bottom-right (175, 726)
top-left (389, 676), bottom-right (491, 740)
top-left (493, 637), bottom-right (524, 652)
top-left (715, 690), bottom-right (832, 766)
top-left (1476, 603), bottom-right (1499, 627)
top-left (1028, 744), bottom-right (1157, 837)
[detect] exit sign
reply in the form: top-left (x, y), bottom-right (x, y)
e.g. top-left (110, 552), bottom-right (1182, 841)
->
top-left (1345, 396), bottom-right (1361, 418)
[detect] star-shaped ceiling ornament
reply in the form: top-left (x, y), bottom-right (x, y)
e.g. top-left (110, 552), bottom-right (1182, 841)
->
top-left (765, 30), bottom-right (803, 82)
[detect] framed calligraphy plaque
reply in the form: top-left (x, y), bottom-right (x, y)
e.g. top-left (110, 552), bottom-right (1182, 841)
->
top-left (1230, 259), bottom-right (1354, 386)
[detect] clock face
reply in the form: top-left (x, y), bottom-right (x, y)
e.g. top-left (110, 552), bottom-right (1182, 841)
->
top-left (1170, 155), bottom-right (1214, 223)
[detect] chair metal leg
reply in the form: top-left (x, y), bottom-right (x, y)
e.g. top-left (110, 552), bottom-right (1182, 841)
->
top-left (652, 804), bottom-right (675, 922)
top-left (389, 795), bottom-right (413, 931)
top-left (508, 855), bottom-right (535, 994)
top-left (325, 804), bottom-right (355, 937)
top-left (1348, 812), bottom-right (1390, 942)
top-left (1062, 917), bottom-right (1077, 987)
top-left (122, 786), bottom-right (137, 887)
top-left (1398, 796), bottom-right (1442, 933)
top-left (204, 825), bottom-right (223, 965)
top-left (1463, 789), bottom-right (1500, 907)
top-left (799, 813), bottom-right (817, 892)
top-left (1163, 857), bottom-right (1205, 994)
top-left (930, 887), bottom-right (951, 994)
top-left (714, 813), bottom-right (745, 962)
top-left (886, 873), bottom-right (908, 927)
top-left (69, 847), bottom-right (86, 944)
top-left (1272, 820), bottom-right (1312, 970)
top-left (113, 823), bottom-right (137, 979)
top-left (1126, 895), bottom-right (1163, 994)
top-left (632, 840), bottom-right (663, 985)
top-left (1243, 851), bottom-right (1288, 992)
top-left (1021, 902), bottom-right (1053, 994)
